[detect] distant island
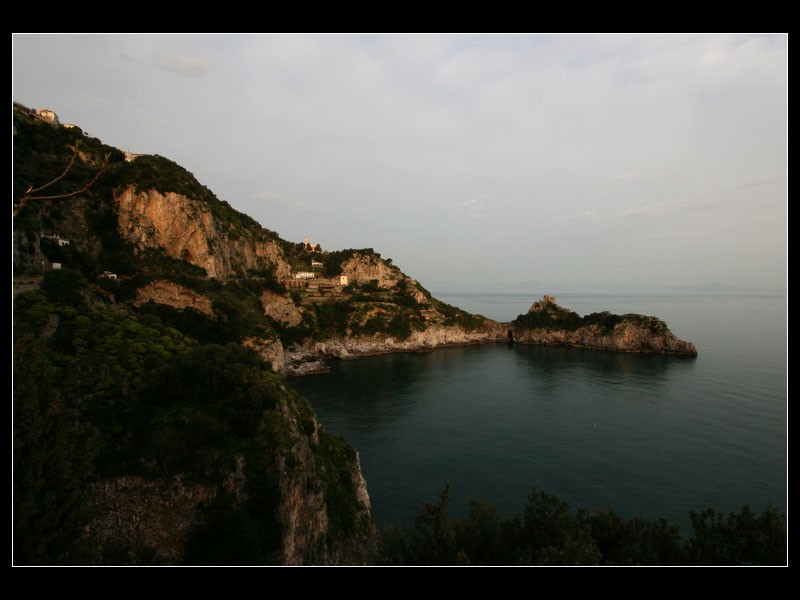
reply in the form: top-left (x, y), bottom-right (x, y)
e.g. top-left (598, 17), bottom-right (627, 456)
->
top-left (12, 103), bottom-right (699, 565)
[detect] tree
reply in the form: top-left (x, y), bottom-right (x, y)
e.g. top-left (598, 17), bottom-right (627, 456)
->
top-left (14, 141), bottom-right (108, 217)
top-left (522, 484), bottom-right (600, 565)
top-left (410, 484), bottom-right (456, 565)
top-left (13, 336), bottom-right (97, 564)
top-left (685, 505), bottom-right (787, 565)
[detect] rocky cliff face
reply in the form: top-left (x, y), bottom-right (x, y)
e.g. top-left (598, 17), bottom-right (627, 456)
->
top-left (132, 279), bottom-right (214, 317)
top-left (284, 322), bottom-right (508, 375)
top-left (84, 385), bottom-right (373, 566)
top-left (85, 475), bottom-right (216, 564)
top-left (512, 321), bottom-right (697, 354)
top-left (243, 336), bottom-right (285, 373)
top-left (260, 290), bottom-right (304, 326)
top-left (272, 387), bottom-right (374, 565)
top-left (340, 254), bottom-right (404, 289)
top-left (116, 186), bottom-right (292, 281)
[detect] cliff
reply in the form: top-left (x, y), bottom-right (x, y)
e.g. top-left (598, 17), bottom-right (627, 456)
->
top-left (132, 279), bottom-right (215, 317)
top-left (83, 383), bottom-right (372, 565)
top-left (511, 296), bottom-right (697, 356)
top-left (339, 253), bottom-right (405, 290)
top-left (284, 322), bottom-right (507, 375)
top-left (116, 186), bottom-right (292, 281)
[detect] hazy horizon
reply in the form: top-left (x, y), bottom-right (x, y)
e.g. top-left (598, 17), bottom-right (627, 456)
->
top-left (12, 34), bottom-right (787, 292)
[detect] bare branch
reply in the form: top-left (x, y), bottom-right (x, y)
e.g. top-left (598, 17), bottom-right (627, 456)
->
top-left (27, 145), bottom-right (79, 195)
top-left (14, 146), bottom-right (107, 217)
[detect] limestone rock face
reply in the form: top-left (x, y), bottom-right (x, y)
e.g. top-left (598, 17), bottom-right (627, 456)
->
top-left (260, 290), bottom-right (303, 326)
top-left (275, 399), bottom-right (328, 565)
top-left (340, 254), bottom-right (403, 289)
top-left (243, 336), bottom-right (285, 373)
top-left (512, 321), bottom-right (697, 354)
top-left (274, 391), bottom-right (373, 565)
top-left (85, 476), bottom-right (216, 565)
top-left (115, 186), bottom-right (292, 281)
top-left (132, 279), bottom-right (214, 317)
top-left (85, 386), bottom-right (374, 566)
top-left (283, 321), bottom-right (508, 373)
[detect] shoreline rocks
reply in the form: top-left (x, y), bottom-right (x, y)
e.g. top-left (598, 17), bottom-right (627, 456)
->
top-left (280, 298), bottom-right (697, 375)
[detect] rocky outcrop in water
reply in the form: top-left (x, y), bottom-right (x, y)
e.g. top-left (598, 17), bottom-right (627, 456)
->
top-left (511, 296), bottom-right (697, 356)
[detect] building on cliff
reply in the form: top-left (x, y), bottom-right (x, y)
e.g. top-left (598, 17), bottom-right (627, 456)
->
top-left (529, 295), bottom-right (558, 312)
top-left (34, 108), bottom-right (59, 125)
top-left (294, 272), bottom-right (315, 280)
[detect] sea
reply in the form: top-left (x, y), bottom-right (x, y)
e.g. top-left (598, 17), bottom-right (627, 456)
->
top-left (290, 292), bottom-right (787, 533)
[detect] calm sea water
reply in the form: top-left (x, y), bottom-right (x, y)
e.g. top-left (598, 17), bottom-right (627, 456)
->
top-left (290, 293), bottom-right (787, 532)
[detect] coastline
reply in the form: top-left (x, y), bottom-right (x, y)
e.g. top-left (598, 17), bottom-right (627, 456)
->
top-left (282, 317), bottom-right (698, 376)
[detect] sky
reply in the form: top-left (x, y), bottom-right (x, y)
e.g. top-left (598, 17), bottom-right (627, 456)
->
top-left (12, 34), bottom-right (787, 292)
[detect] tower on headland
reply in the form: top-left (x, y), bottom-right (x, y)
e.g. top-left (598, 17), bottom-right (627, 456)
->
top-left (529, 295), bottom-right (558, 313)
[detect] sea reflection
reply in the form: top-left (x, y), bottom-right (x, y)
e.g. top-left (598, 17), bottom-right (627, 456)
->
top-left (293, 293), bottom-right (786, 529)
top-left (512, 344), bottom-right (696, 393)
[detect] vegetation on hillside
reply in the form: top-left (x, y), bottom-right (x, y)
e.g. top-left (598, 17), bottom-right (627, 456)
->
top-left (513, 302), bottom-right (668, 335)
top-left (13, 269), bottom-right (364, 565)
top-left (377, 484), bottom-right (786, 566)
top-left (13, 105), bottom-right (461, 346)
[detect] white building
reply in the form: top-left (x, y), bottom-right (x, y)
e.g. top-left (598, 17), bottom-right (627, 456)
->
top-left (42, 234), bottom-right (70, 247)
top-left (339, 275), bottom-right (349, 286)
top-left (294, 272), bottom-right (315, 280)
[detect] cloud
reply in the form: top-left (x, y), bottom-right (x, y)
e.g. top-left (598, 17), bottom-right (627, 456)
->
top-left (10, 34), bottom-right (786, 289)
top-left (456, 196), bottom-right (489, 218)
top-left (640, 230), bottom-right (698, 241)
top-left (562, 211), bottom-right (599, 221)
top-left (607, 171), bottom-right (660, 184)
top-left (153, 51), bottom-right (216, 77)
top-left (84, 94), bottom-right (107, 106)
top-left (250, 191), bottom-right (311, 211)
top-left (734, 174), bottom-right (784, 191)
top-left (607, 172), bottom-right (639, 183)
top-left (615, 202), bottom-right (668, 218)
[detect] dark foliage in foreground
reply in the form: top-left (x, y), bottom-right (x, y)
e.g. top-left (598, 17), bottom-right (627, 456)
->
top-left (377, 484), bottom-right (786, 566)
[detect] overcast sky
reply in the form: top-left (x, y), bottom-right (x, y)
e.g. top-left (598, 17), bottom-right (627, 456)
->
top-left (12, 34), bottom-right (787, 291)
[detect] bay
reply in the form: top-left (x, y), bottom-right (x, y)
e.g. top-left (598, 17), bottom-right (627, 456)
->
top-left (290, 292), bottom-right (787, 532)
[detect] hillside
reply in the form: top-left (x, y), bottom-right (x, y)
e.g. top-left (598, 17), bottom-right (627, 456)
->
top-left (13, 103), bottom-right (379, 565)
top-left (12, 103), bottom-right (698, 564)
